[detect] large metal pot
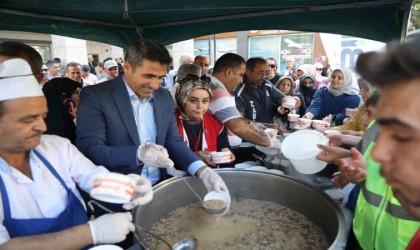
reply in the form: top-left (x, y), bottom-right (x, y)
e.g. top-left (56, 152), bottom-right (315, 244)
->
top-left (133, 169), bottom-right (345, 249)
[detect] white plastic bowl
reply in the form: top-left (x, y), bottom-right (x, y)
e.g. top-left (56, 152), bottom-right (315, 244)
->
top-left (246, 166), bottom-right (268, 172)
top-left (89, 245), bottom-right (123, 250)
top-left (281, 130), bottom-right (328, 174)
top-left (234, 163), bottom-right (251, 169)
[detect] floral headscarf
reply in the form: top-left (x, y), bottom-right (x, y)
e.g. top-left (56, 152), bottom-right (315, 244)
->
top-left (327, 68), bottom-right (356, 96)
top-left (175, 79), bottom-right (213, 120)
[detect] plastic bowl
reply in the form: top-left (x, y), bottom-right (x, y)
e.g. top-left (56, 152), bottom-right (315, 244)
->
top-left (90, 172), bottom-right (135, 204)
top-left (280, 130), bottom-right (328, 174)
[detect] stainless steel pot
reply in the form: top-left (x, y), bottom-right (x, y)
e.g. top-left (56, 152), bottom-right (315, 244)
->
top-left (133, 169), bottom-right (345, 249)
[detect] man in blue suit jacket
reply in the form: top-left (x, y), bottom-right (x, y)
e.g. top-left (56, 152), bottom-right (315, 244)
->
top-left (76, 38), bottom-right (228, 194)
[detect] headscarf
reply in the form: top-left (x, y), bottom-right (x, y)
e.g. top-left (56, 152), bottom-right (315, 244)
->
top-left (275, 75), bottom-right (294, 95)
top-left (175, 79), bottom-right (213, 120)
top-left (327, 68), bottom-right (355, 96)
top-left (299, 74), bottom-right (316, 108)
top-left (42, 77), bottom-right (81, 100)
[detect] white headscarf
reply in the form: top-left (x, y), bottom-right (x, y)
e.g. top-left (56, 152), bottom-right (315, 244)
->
top-left (327, 68), bottom-right (356, 96)
top-left (0, 58), bottom-right (43, 101)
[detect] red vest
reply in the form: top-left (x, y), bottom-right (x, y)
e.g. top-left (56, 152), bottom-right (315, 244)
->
top-left (175, 109), bottom-right (224, 152)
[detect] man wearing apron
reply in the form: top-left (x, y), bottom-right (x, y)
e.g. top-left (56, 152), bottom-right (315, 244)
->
top-left (0, 58), bottom-right (153, 249)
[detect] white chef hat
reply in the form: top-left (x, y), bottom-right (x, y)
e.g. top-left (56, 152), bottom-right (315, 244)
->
top-left (0, 58), bottom-right (44, 101)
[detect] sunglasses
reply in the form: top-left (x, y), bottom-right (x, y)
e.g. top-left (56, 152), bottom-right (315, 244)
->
top-left (316, 68), bottom-right (323, 71)
top-left (268, 64), bottom-right (276, 69)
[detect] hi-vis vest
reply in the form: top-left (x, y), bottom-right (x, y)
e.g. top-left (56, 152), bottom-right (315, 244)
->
top-left (353, 143), bottom-right (420, 250)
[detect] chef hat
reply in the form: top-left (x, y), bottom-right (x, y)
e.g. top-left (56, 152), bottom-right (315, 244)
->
top-left (0, 58), bottom-right (44, 101)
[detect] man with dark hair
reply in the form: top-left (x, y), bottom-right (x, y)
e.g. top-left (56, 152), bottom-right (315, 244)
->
top-left (77, 39), bottom-right (229, 248)
top-left (233, 57), bottom-right (288, 161)
top-left (76, 37), bottom-right (229, 201)
top-left (66, 62), bottom-right (83, 84)
top-left (81, 64), bottom-right (99, 86)
top-left (355, 34), bottom-right (420, 250)
top-left (209, 53), bottom-right (282, 153)
top-left (235, 57), bottom-right (285, 123)
top-left (266, 57), bottom-right (281, 85)
top-left (54, 57), bottom-right (66, 75)
top-left (194, 55), bottom-right (211, 83)
top-left (46, 60), bottom-right (61, 80)
top-left (0, 41), bottom-right (44, 83)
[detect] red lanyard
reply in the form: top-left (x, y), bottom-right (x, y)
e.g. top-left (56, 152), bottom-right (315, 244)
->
top-left (183, 121), bottom-right (204, 152)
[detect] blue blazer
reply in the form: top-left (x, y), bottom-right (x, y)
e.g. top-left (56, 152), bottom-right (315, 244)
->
top-left (76, 75), bottom-right (199, 177)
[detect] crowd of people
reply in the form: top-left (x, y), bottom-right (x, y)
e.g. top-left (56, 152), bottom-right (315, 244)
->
top-left (0, 33), bottom-right (419, 250)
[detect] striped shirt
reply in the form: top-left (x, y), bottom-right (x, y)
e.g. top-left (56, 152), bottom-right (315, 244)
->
top-left (208, 76), bottom-right (241, 124)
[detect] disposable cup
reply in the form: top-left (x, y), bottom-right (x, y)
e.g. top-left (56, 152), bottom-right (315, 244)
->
top-left (281, 130), bottom-right (328, 174)
top-left (91, 172), bottom-right (135, 204)
top-left (298, 118), bottom-right (312, 129)
top-left (312, 120), bottom-right (329, 129)
top-left (289, 121), bottom-right (299, 130)
top-left (264, 128), bottom-right (278, 138)
top-left (287, 114), bottom-right (300, 122)
top-left (209, 151), bottom-right (232, 164)
top-left (282, 96), bottom-right (297, 109)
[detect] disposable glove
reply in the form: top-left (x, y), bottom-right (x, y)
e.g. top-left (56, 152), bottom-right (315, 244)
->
top-left (255, 138), bottom-right (281, 155)
top-left (137, 143), bottom-right (174, 168)
top-left (249, 122), bottom-right (267, 133)
top-left (198, 167), bottom-right (229, 193)
top-left (303, 112), bottom-right (314, 120)
top-left (123, 174), bottom-right (153, 210)
top-left (88, 212), bottom-right (134, 244)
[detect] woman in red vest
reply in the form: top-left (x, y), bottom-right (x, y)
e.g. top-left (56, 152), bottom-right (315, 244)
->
top-left (175, 79), bottom-right (234, 168)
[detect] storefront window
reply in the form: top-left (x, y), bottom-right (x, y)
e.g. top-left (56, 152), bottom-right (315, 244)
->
top-left (31, 45), bottom-right (52, 63)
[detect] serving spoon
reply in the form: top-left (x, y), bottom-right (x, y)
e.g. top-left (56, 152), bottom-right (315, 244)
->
top-left (87, 200), bottom-right (198, 250)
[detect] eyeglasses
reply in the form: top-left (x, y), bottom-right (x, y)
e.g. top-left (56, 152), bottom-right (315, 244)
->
top-left (316, 68), bottom-right (323, 71)
top-left (252, 69), bottom-right (269, 76)
top-left (41, 69), bottom-right (48, 72)
top-left (268, 64), bottom-right (276, 69)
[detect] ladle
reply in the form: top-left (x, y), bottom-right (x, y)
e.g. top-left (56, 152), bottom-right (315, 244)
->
top-left (147, 143), bottom-right (228, 214)
top-left (87, 200), bottom-right (198, 250)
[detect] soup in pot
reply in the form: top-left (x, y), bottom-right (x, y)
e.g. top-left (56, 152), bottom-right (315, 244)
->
top-left (140, 198), bottom-right (329, 250)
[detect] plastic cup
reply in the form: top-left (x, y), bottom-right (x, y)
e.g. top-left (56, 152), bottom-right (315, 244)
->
top-left (312, 120), bottom-right (329, 129)
top-left (287, 114), bottom-right (300, 122)
top-left (282, 96), bottom-right (297, 109)
top-left (264, 128), bottom-right (278, 138)
top-left (91, 172), bottom-right (135, 204)
top-left (298, 118), bottom-right (312, 129)
top-left (209, 151), bottom-right (232, 164)
top-left (280, 130), bottom-right (328, 174)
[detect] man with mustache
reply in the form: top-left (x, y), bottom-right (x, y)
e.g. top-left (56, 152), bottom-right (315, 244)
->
top-left (0, 58), bottom-right (153, 249)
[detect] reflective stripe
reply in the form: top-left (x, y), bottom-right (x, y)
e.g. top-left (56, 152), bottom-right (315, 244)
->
top-left (386, 202), bottom-right (417, 221)
top-left (362, 184), bottom-right (417, 221)
top-left (362, 184), bottom-right (382, 207)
